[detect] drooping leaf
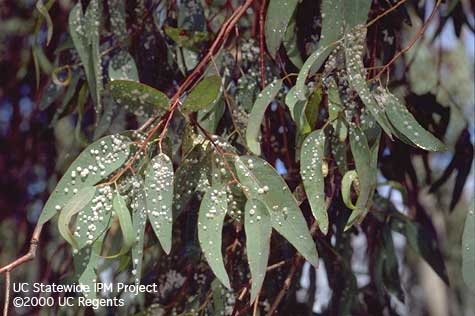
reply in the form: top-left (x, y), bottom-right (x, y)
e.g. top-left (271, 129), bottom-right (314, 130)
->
top-left (377, 88), bottom-right (446, 152)
top-left (198, 184), bottom-right (231, 289)
top-left (264, 0), bottom-right (299, 57)
top-left (345, 126), bottom-right (376, 229)
top-left (235, 156), bottom-right (318, 266)
top-left (36, 0), bottom-right (54, 46)
top-left (108, 50), bottom-right (139, 81)
top-left (246, 79), bottom-right (283, 155)
top-left (68, 1), bottom-right (103, 114)
top-left (345, 28), bottom-right (394, 139)
top-left (301, 130), bottom-right (329, 234)
top-left (285, 86), bottom-right (311, 134)
top-left (341, 170), bottom-right (357, 210)
top-left (107, 193), bottom-right (135, 258)
top-left (462, 201), bottom-right (475, 293)
top-left (331, 132), bottom-right (348, 174)
top-left (182, 76), bottom-right (221, 113)
top-left (295, 45), bottom-right (334, 101)
top-left (131, 192), bottom-right (147, 284)
top-left (39, 79), bottom-right (64, 110)
top-left (73, 232), bottom-right (106, 299)
top-left (109, 80), bottom-right (169, 117)
top-left (58, 186), bottom-right (97, 248)
top-left (245, 199), bottom-right (272, 303)
top-left (328, 78), bottom-right (343, 121)
top-left (145, 153), bottom-right (174, 254)
top-left (38, 134), bottom-right (131, 224)
top-left (282, 13), bottom-right (303, 68)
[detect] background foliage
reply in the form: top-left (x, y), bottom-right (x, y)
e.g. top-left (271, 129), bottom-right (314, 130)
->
top-left (0, 0), bottom-right (474, 315)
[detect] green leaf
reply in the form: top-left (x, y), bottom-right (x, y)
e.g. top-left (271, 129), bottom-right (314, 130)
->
top-left (235, 156), bottom-right (318, 266)
top-left (145, 153), bottom-right (174, 254)
top-left (36, 0), bottom-right (54, 46)
top-left (38, 134), bottom-right (131, 224)
top-left (345, 126), bottom-right (376, 229)
top-left (73, 233), bottom-right (105, 299)
top-left (108, 50), bottom-right (139, 81)
top-left (331, 132), bottom-right (348, 174)
top-left (245, 199), bottom-right (272, 303)
top-left (182, 76), bottom-right (221, 113)
top-left (58, 186), bottom-right (97, 248)
top-left (377, 88), bottom-right (446, 152)
top-left (109, 80), bottom-right (169, 117)
top-left (462, 202), bottom-right (475, 293)
top-left (295, 45), bottom-right (334, 101)
top-left (283, 13), bottom-right (303, 68)
top-left (39, 80), bottom-right (64, 110)
top-left (131, 193), bottom-right (147, 285)
top-left (319, 0), bottom-right (372, 48)
top-left (198, 184), bottom-right (231, 289)
top-left (345, 28), bottom-right (394, 139)
top-left (328, 78), bottom-right (343, 121)
top-left (246, 79), bottom-right (283, 155)
top-left (264, 0), bottom-right (299, 57)
top-left (286, 86), bottom-right (311, 134)
top-left (68, 1), bottom-right (103, 114)
top-left (107, 193), bottom-right (135, 258)
top-left (341, 170), bottom-right (358, 210)
top-left (301, 130), bottom-right (328, 234)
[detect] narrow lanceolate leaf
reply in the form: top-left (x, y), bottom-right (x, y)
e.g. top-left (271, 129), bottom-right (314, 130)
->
top-left (36, 0), bottom-right (54, 45)
top-left (73, 233), bottom-right (106, 299)
top-left (462, 202), bottom-right (475, 293)
top-left (131, 192), bottom-right (147, 284)
top-left (285, 87), bottom-right (311, 134)
top-left (182, 76), bottom-right (221, 113)
top-left (38, 134), bottom-right (130, 224)
top-left (283, 14), bottom-right (303, 67)
top-left (301, 130), bottom-right (329, 234)
top-left (246, 79), bottom-right (283, 155)
top-left (376, 88), bottom-right (446, 152)
top-left (319, 0), bottom-right (372, 48)
top-left (109, 193), bottom-right (135, 257)
top-left (235, 156), bottom-right (318, 266)
top-left (264, 0), bottom-right (299, 57)
top-left (345, 28), bottom-right (394, 139)
top-left (341, 170), bottom-right (358, 210)
top-left (58, 186), bottom-right (97, 248)
top-left (198, 184), bottom-right (231, 289)
top-left (145, 153), bottom-right (174, 254)
top-left (108, 50), bottom-right (139, 81)
top-left (245, 199), bottom-right (272, 303)
top-left (69, 1), bottom-right (103, 114)
top-left (108, 0), bottom-right (127, 42)
top-left (109, 80), bottom-right (169, 117)
top-left (345, 126), bottom-right (376, 229)
top-left (295, 45), bottom-right (334, 101)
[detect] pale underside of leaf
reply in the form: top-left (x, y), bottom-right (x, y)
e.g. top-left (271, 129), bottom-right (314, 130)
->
top-left (105, 193), bottom-right (135, 258)
top-left (38, 134), bottom-right (130, 224)
top-left (198, 184), bottom-right (231, 289)
top-left (246, 79), bottom-right (283, 155)
top-left (245, 199), bottom-right (272, 303)
top-left (58, 186), bottom-right (97, 249)
top-left (145, 153), bottom-right (174, 254)
top-left (235, 156), bottom-right (318, 266)
top-left (131, 192), bottom-right (147, 284)
top-left (300, 130), bottom-right (329, 234)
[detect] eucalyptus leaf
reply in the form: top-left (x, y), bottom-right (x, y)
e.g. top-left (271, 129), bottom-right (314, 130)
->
top-left (341, 170), bottom-right (358, 210)
top-left (108, 50), bottom-right (139, 81)
top-left (182, 76), bottom-right (221, 113)
top-left (462, 202), bottom-right (475, 293)
top-left (58, 186), bottom-right (97, 248)
top-left (198, 184), bottom-right (231, 289)
top-left (301, 130), bottom-right (328, 234)
top-left (235, 156), bottom-right (318, 266)
top-left (245, 199), bottom-right (272, 302)
top-left (145, 153), bottom-right (174, 254)
top-left (38, 134), bottom-right (131, 224)
top-left (246, 79), bottom-right (283, 155)
top-left (107, 193), bottom-right (135, 258)
top-left (109, 80), bottom-right (169, 117)
top-left (264, 0), bottom-right (299, 57)
top-left (131, 193), bottom-right (147, 284)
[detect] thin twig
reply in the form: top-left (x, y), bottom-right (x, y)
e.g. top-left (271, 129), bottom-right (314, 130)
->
top-left (3, 271), bottom-right (11, 316)
top-left (373, 0), bottom-right (442, 78)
